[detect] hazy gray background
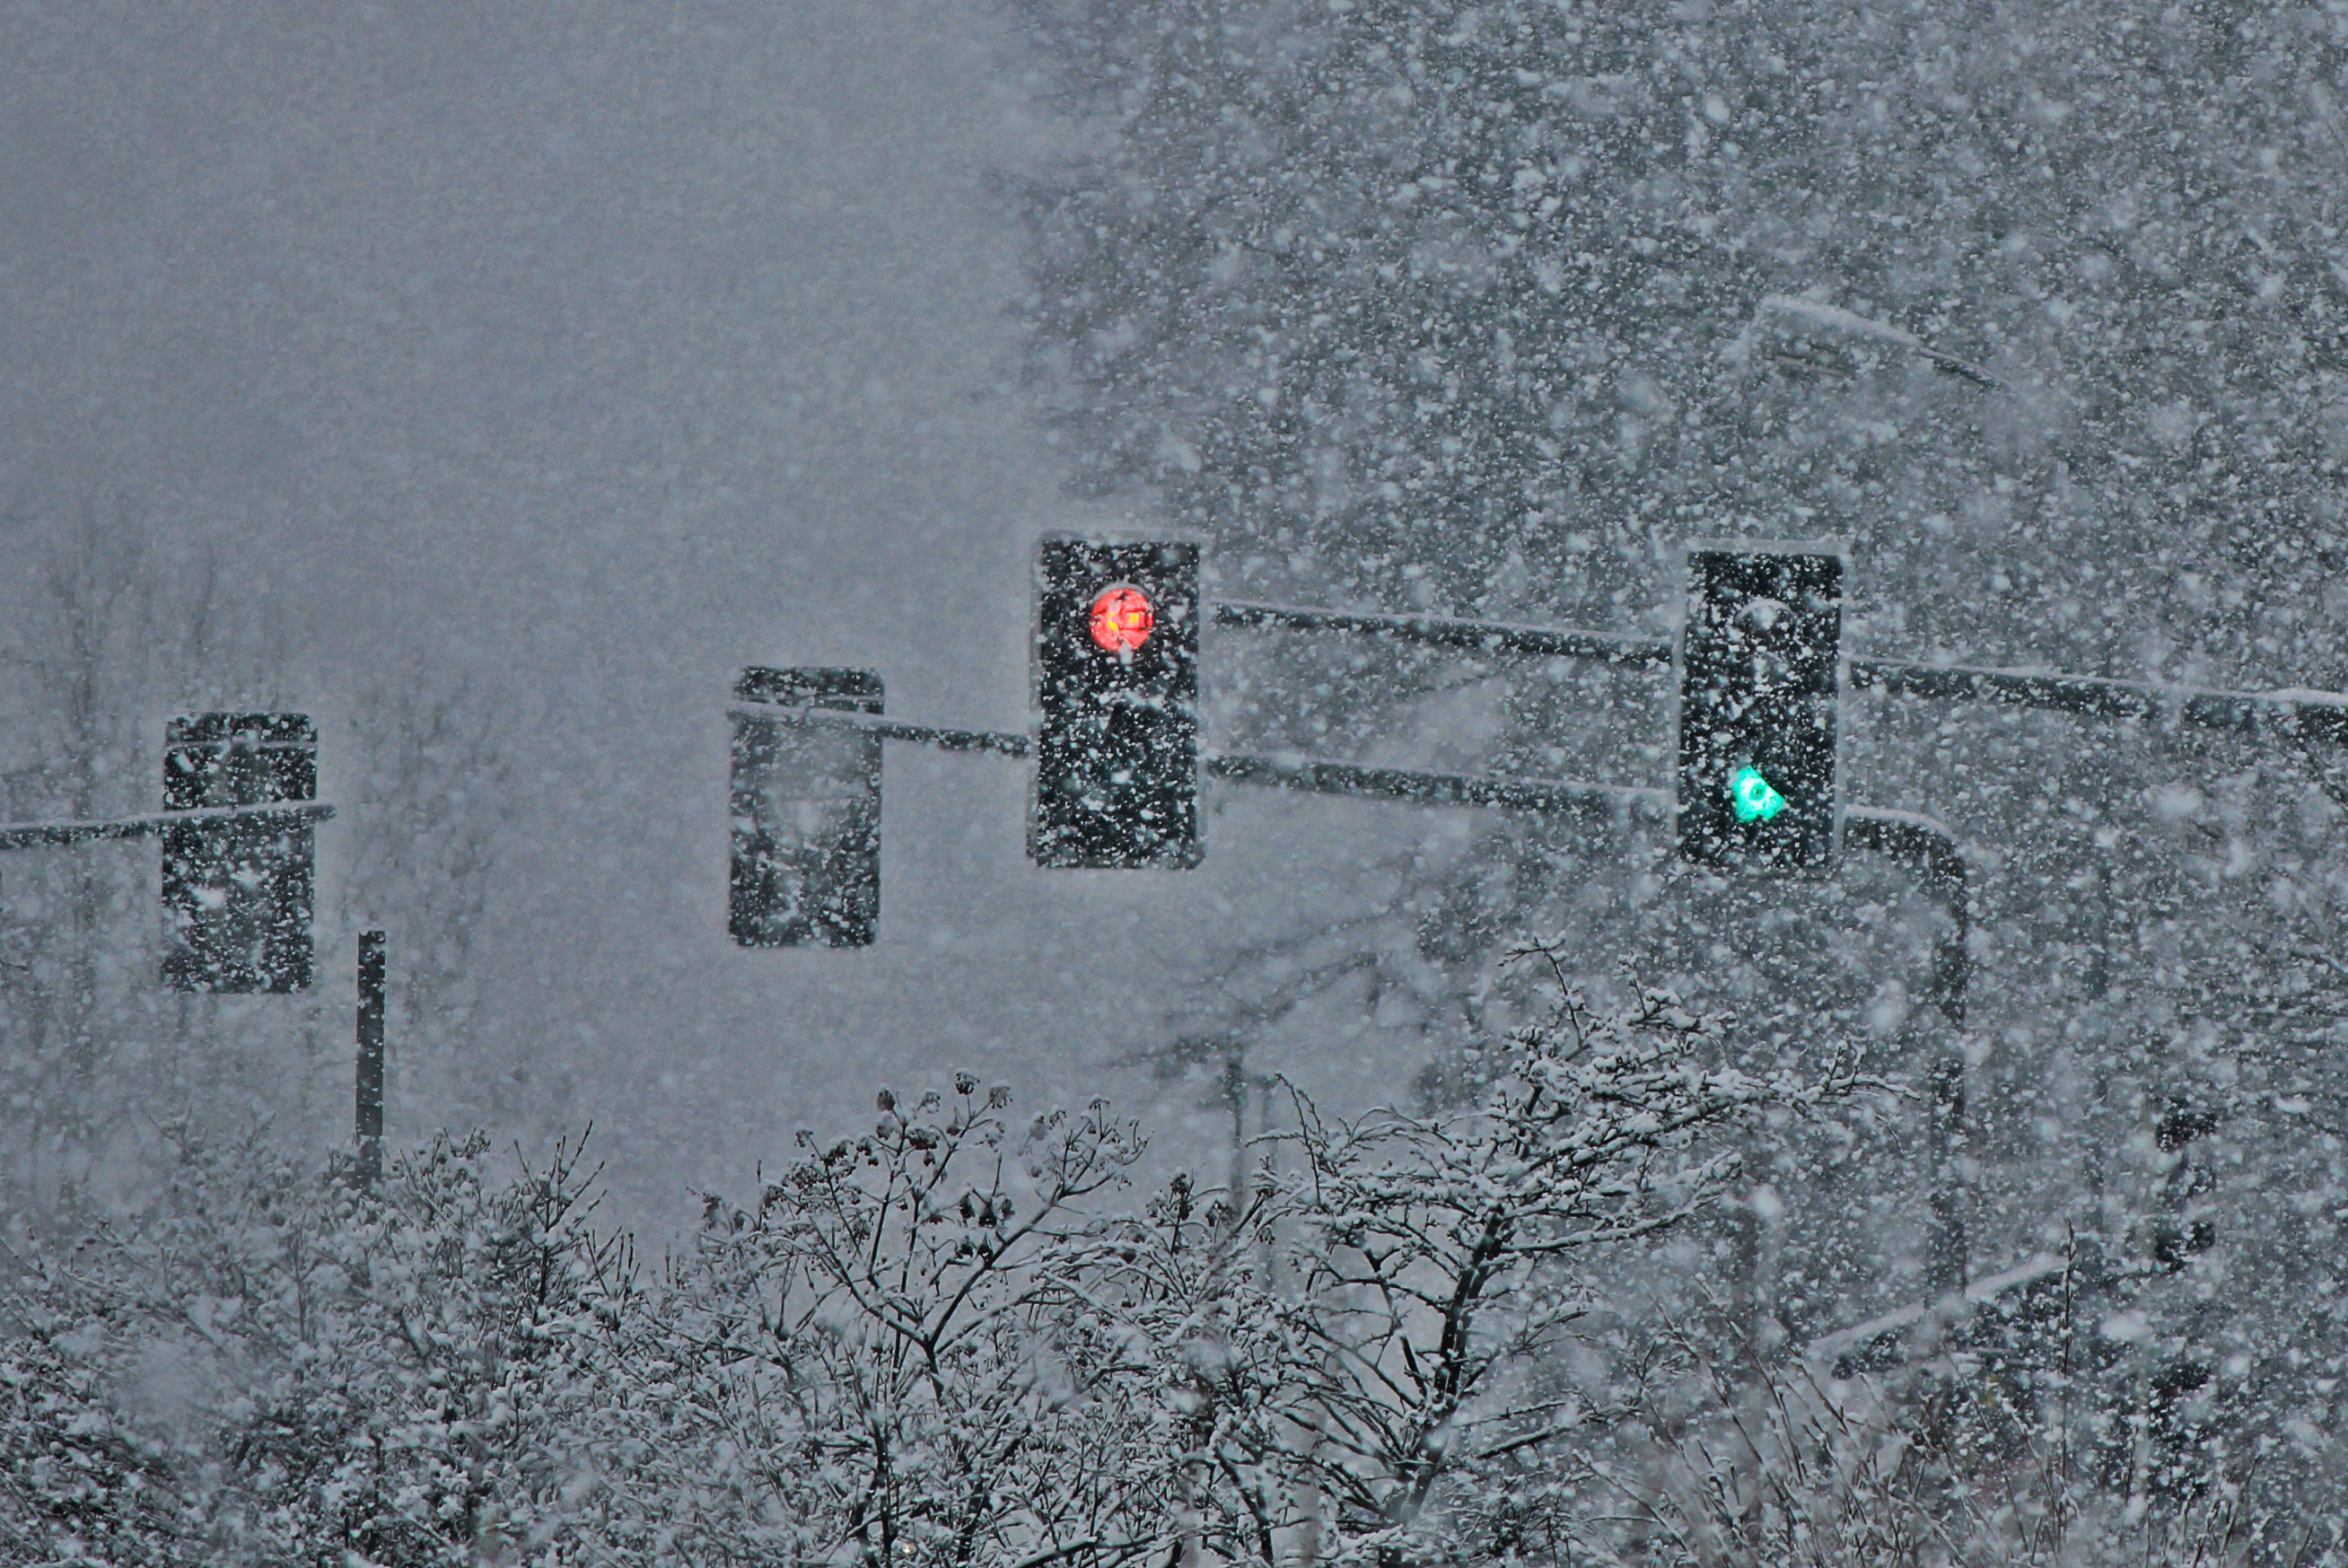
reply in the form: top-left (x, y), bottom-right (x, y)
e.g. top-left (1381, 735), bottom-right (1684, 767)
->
top-left (0, 0), bottom-right (1462, 1222)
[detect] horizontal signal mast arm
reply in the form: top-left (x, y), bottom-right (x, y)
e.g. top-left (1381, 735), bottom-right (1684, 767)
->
top-left (1212, 600), bottom-right (1673, 666)
top-left (724, 702), bottom-right (1033, 757)
top-left (1209, 606), bottom-right (2348, 747)
top-left (1851, 659), bottom-right (2348, 744)
top-left (0, 801), bottom-right (336, 852)
top-left (1205, 600), bottom-right (2348, 745)
top-left (727, 699), bottom-right (1671, 821)
top-left (1207, 752), bottom-right (1670, 821)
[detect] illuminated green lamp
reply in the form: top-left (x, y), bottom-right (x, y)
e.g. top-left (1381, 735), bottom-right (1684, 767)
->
top-left (1729, 765), bottom-right (1787, 823)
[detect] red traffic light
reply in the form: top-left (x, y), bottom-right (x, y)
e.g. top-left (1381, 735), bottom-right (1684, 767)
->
top-left (1088, 586), bottom-right (1155, 653)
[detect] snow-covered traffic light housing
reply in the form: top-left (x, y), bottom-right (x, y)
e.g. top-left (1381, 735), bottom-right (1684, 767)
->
top-left (1677, 548), bottom-right (1842, 873)
top-left (1031, 537), bottom-right (1202, 869)
top-left (729, 667), bottom-right (885, 948)
top-left (161, 713), bottom-right (318, 992)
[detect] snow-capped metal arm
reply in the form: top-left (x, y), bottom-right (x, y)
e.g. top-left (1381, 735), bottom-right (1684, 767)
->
top-left (1205, 752), bottom-right (1669, 823)
top-left (729, 700), bottom-right (1672, 826)
top-left (1212, 599), bottom-right (1673, 666)
top-left (1210, 595), bottom-right (2348, 752)
top-left (0, 800), bottom-right (336, 851)
top-left (1851, 658), bottom-right (2348, 746)
top-left (723, 702), bottom-right (1033, 757)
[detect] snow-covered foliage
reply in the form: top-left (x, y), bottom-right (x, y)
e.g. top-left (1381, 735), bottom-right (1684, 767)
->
top-left (1, 1125), bottom-right (620, 1566)
top-left (570, 979), bottom-right (1847, 1567)
top-left (0, 1329), bottom-right (184, 1568)
top-left (1115, 965), bottom-right (1862, 1564)
top-left (4, 1008), bottom-right (2334, 1562)
top-left (0, 974), bottom-right (1876, 1567)
top-left (585, 1082), bottom-right (1163, 1566)
top-left (1598, 1308), bottom-right (2278, 1568)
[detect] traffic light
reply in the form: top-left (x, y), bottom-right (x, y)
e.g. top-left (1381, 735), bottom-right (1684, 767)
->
top-left (1032, 537), bottom-right (1202, 869)
top-left (161, 713), bottom-right (318, 992)
top-left (1677, 548), bottom-right (1842, 872)
top-left (730, 667), bottom-right (884, 947)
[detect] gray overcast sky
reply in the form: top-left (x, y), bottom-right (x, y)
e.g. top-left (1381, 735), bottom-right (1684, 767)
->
top-left (0, 0), bottom-right (1450, 1219)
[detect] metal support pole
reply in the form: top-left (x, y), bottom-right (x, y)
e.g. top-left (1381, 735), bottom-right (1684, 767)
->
top-left (729, 701), bottom-right (1675, 828)
top-left (1851, 657), bottom-right (2348, 746)
top-left (724, 702), bottom-right (1031, 757)
top-left (1206, 752), bottom-right (1669, 824)
top-left (1843, 807), bottom-right (1969, 1294)
top-left (355, 931), bottom-right (386, 1186)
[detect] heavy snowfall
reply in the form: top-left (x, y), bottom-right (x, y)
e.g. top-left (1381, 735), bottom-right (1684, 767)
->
top-left (3, 0), bottom-right (2346, 1563)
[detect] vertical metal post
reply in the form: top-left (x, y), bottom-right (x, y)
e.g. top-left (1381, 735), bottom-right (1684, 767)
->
top-left (1842, 808), bottom-right (1971, 1295)
top-left (1923, 1050), bottom-right (1968, 1296)
top-left (355, 930), bottom-right (386, 1185)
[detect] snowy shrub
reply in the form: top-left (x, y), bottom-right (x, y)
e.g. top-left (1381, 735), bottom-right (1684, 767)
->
top-left (0, 986), bottom-right (2329, 1567)
top-left (581, 1078), bottom-right (1166, 1567)
top-left (571, 959), bottom-right (1858, 1568)
top-left (1099, 950), bottom-right (1863, 1567)
top-left (0, 1327), bottom-right (187, 1568)
top-left (1593, 1328), bottom-right (2285, 1568)
top-left (0, 1124), bottom-right (622, 1566)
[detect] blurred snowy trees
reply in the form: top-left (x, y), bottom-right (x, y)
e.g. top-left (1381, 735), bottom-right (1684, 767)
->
top-left (1013, 0), bottom-right (2346, 669)
top-left (7, 974), bottom-right (2333, 1563)
top-left (0, 507), bottom-right (516, 1210)
top-left (0, 506), bottom-right (294, 1204)
top-left (0, 980), bottom-right (1919, 1566)
top-left (1, 1124), bottom-right (621, 1567)
top-left (1009, 0), bottom-right (2348, 1533)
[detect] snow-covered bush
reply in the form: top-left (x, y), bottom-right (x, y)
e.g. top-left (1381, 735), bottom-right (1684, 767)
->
top-left (0, 1327), bottom-right (187, 1568)
top-left (583, 1078), bottom-right (1164, 1567)
top-left (0, 1124), bottom-right (621, 1566)
top-left (3, 977), bottom-right (2326, 1566)
top-left (1098, 950), bottom-right (1862, 1567)
top-left (1595, 1327), bottom-right (2285, 1568)
top-left (574, 962), bottom-right (1854, 1568)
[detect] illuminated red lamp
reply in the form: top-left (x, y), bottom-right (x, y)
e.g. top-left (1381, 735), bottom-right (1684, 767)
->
top-left (1088, 586), bottom-right (1155, 653)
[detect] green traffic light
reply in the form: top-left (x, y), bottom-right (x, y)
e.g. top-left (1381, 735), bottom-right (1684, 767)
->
top-left (1729, 765), bottom-right (1787, 823)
